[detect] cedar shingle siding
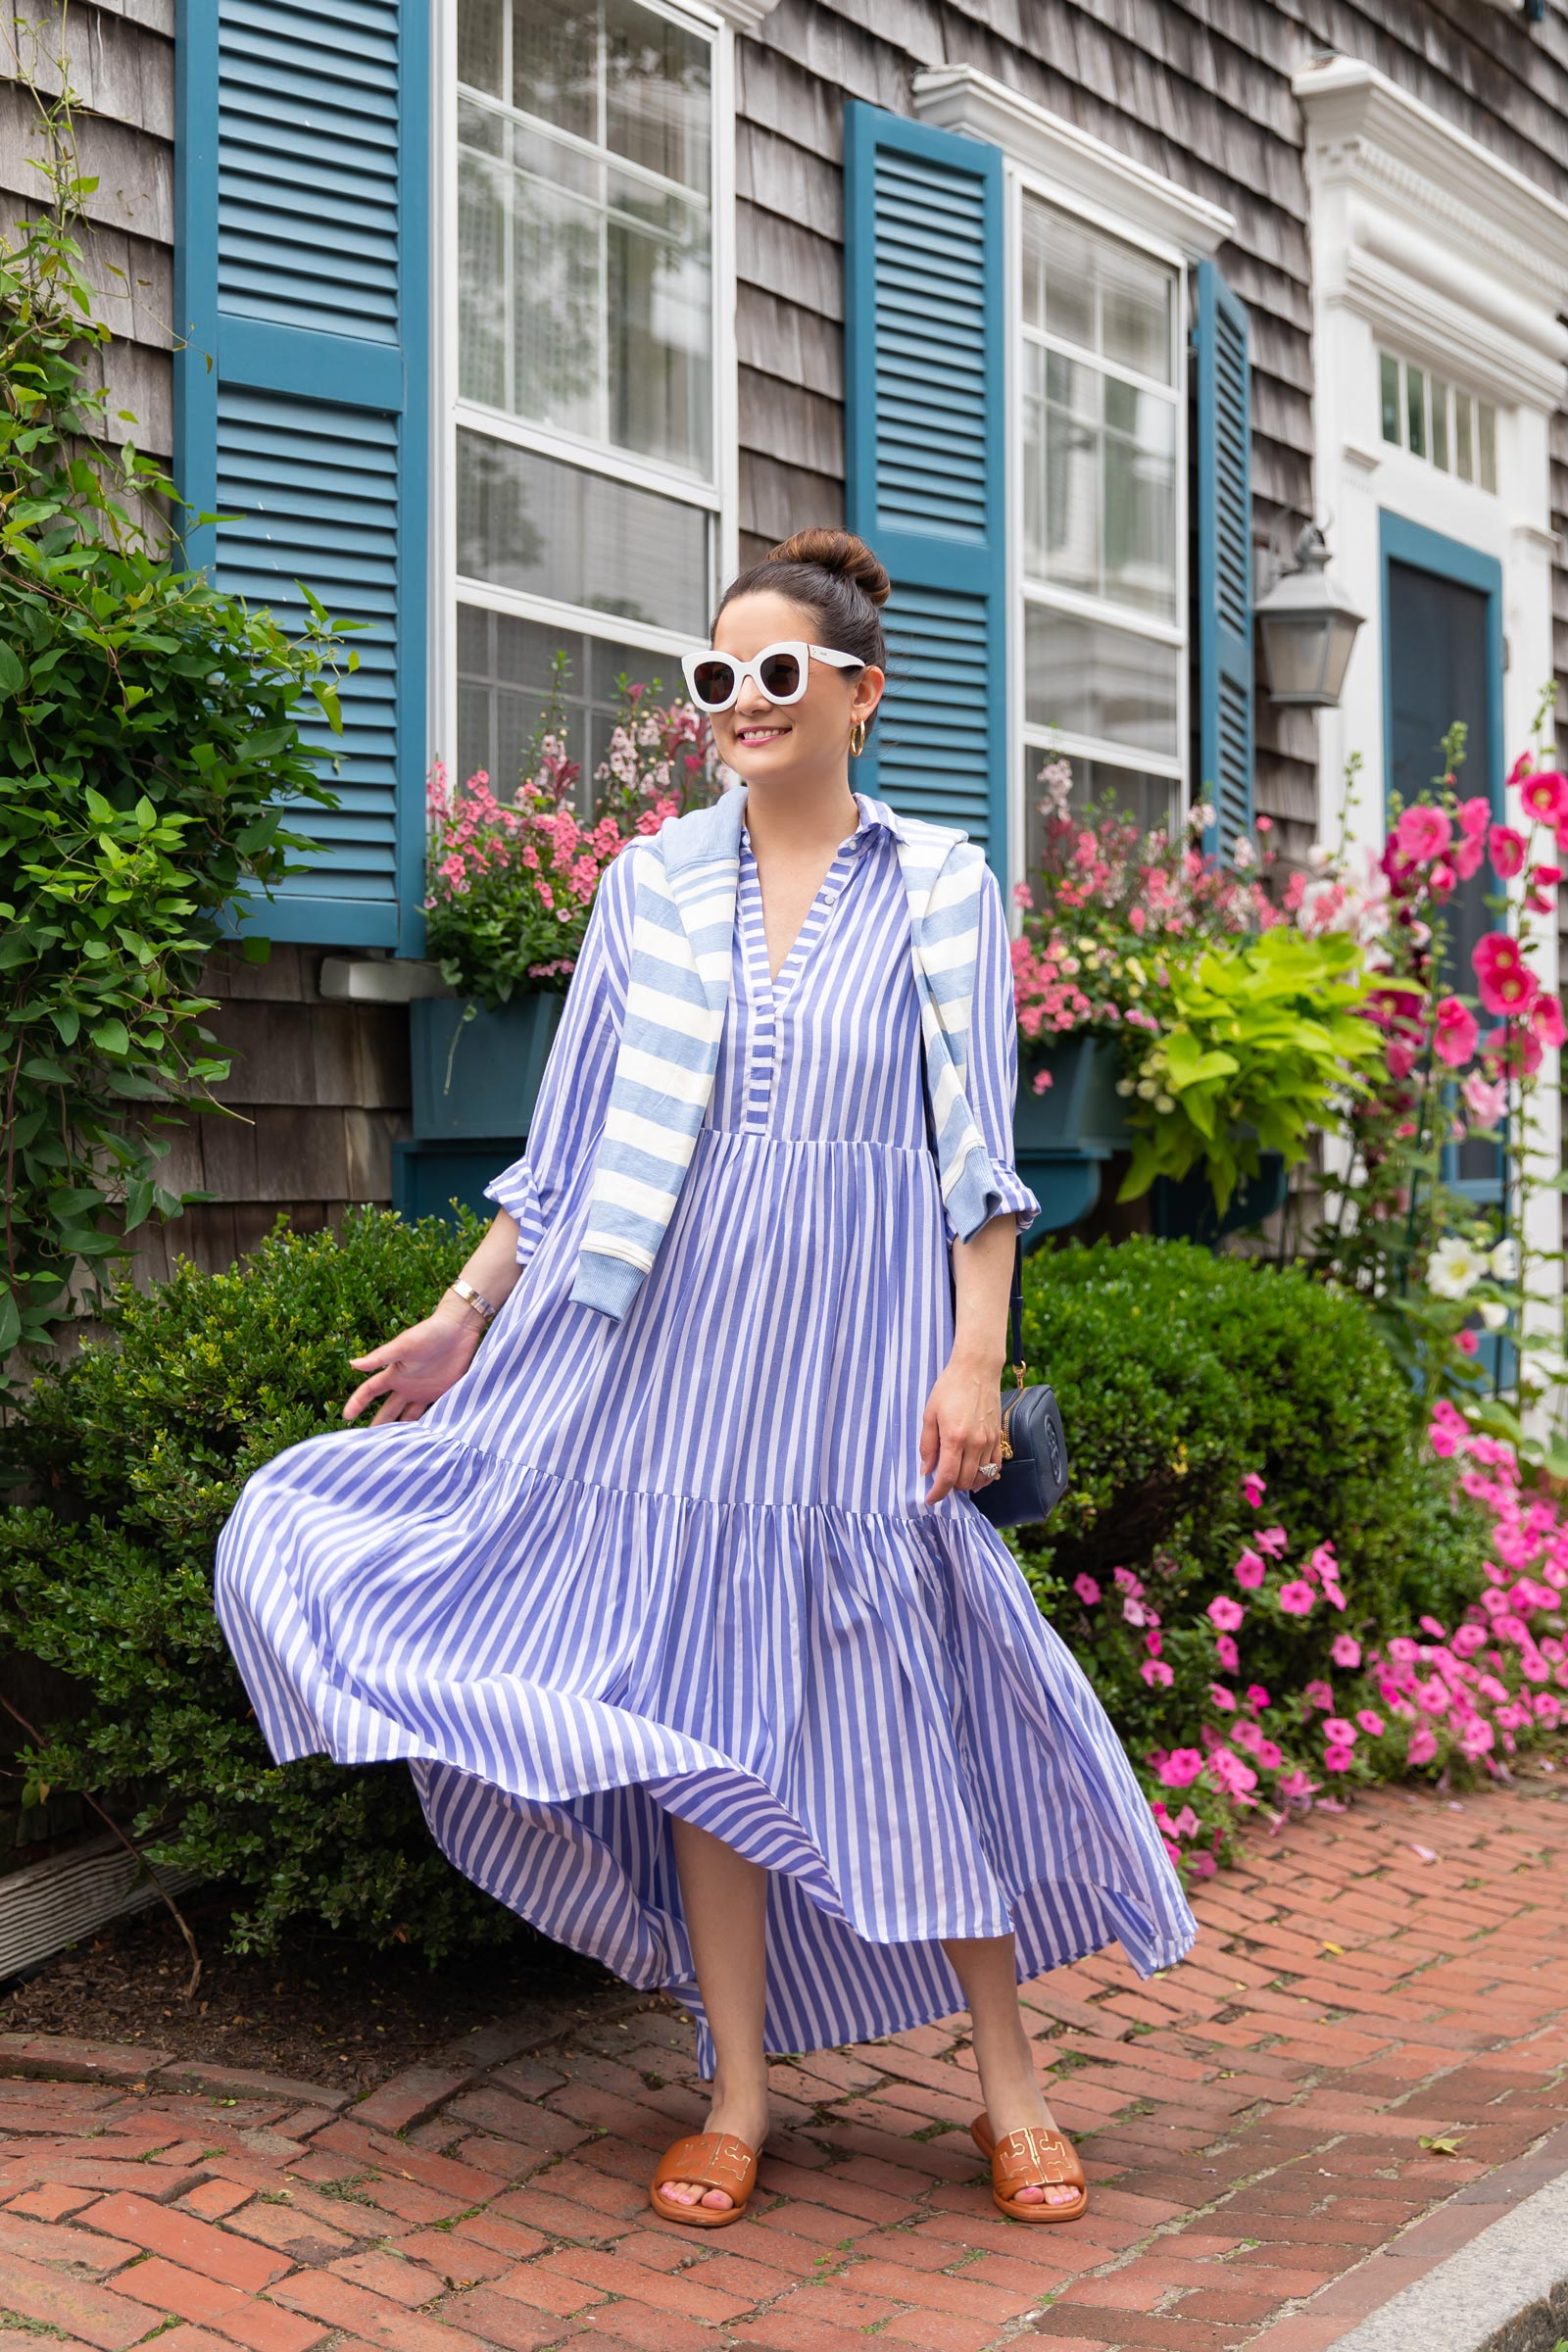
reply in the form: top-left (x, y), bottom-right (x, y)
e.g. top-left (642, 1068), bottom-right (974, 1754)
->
top-left (735, 0), bottom-right (1568, 860)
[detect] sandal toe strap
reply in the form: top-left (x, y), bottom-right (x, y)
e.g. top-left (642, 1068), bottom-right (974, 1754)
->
top-left (653, 2131), bottom-right (757, 2197)
top-left (993, 2126), bottom-right (1085, 2197)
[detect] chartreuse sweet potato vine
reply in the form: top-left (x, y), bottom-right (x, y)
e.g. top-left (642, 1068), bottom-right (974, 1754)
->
top-left (0, 135), bottom-right (354, 1372)
top-left (1116, 927), bottom-right (1392, 1209)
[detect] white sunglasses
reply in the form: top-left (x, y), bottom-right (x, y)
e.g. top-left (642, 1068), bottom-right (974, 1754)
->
top-left (681, 640), bottom-right (865, 713)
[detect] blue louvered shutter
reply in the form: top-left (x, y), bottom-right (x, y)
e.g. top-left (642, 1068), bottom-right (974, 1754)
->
top-left (174, 0), bottom-right (430, 950)
top-left (844, 106), bottom-right (1006, 877)
top-left (1193, 258), bottom-right (1253, 856)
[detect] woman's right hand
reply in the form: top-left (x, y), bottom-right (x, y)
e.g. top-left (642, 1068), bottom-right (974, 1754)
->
top-left (342, 1300), bottom-right (485, 1426)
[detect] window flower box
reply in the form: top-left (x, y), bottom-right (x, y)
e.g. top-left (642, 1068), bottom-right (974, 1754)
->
top-left (410, 993), bottom-right (565, 1145)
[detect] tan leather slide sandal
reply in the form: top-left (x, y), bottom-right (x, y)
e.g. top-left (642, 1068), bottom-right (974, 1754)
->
top-left (648, 2129), bottom-right (760, 2227)
top-left (971, 2108), bottom-right (1089, 2224)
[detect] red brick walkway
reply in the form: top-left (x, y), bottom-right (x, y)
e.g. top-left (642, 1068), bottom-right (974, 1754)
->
top-left (0, 1772), bottom-right (1564, 2352)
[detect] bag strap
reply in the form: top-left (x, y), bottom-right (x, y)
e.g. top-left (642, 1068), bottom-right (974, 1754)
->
top-left (918, 1032), bottom-right (1028, 1387)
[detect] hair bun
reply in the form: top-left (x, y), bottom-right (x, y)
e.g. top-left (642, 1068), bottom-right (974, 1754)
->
top-left (766, 527), bottom-right (890, 609)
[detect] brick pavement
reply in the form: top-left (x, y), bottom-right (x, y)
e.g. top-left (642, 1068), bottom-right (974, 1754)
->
top-left (0, 1771), bottom-right (1563, 2352)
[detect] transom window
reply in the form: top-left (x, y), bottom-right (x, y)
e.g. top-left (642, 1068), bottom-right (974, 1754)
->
top-left (1018, 196), bottom-right (1185, 869)
top-left (1379, 351), bottom-right (1496, 492)
top-left (453, 0), bottom-right (720, 807)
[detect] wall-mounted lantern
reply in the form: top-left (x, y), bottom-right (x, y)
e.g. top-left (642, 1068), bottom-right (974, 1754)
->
top-left (1255, 522), bottom-right (1365, 709)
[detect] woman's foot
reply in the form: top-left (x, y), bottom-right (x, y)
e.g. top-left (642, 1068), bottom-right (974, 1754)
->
top-left (656, 2090), bottom-right (770, 2212)
top-left (976, 2072), bottom-right (1080, 2208)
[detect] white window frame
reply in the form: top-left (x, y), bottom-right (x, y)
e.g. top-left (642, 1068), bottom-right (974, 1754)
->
top-left (910, 68), bottom-right (1235, 906)
top-left (1009, 172), bottom-right (1190, 873)
top-left (429, 0), bottom-right (740, 784)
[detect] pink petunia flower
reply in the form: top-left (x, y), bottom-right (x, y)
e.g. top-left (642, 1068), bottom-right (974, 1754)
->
top-left (1215, 1634), bottom-right (1241, 1674)
top-left (1074, 1574), bottom-right (1101, 1606)
top-left (1246, 1684), bottom-right (1272, 1711)
top-left (1303, 1679), bottom-right (1335, 1711)
top-left (1356, 1709), bottom-right (1386, 1737)
top-left (1331, 1634), bottom-right (1362, 1669)
top-left (1234, 1549), bottom-right (1267, 1590)
top-left (1209, 1683), bottom-right (1238, 1712)
top-left (1254, 1739), bottom-right (1284, 1770)
top-left (1278, 1580), bottom-right (1315, 1615)
top-left (1157, 1748), bottom-right (1204, 1788)
top-left (1324, 1717), bottom-right (1358, 1745)
top-left (1322, 1743), bottom-right (1354, 1773)
top-left (1208, 1593), bottom-right (1247, 1632)
top-left (1242, 1472), bottom-right (1266, 1507)
top-left (1256, 1526), bottom-right (1290, 1557)
top-left (1140, 1657), bottom-right (1175, 1689)
top-left (1406, 1724), bottom-right (1440, 1765)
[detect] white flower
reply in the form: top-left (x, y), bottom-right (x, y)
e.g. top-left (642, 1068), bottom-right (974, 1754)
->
top-left (1427, 1235), bottom-right (1488, 1300)
top-left (1307, 843), bottom-right (1334, 870)
top-left (1230, 836), bottom-right (1257, 869)
top-left (1479, 1299), bottom-right (1509, 1332)
top-left (1190, 802), bottom-right (1216, 831)
top-left (1489, 1238), bottom-right (1518, 1282)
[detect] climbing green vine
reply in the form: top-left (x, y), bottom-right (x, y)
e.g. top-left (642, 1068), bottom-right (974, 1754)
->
top-left (0, 120), bottom-right (354, 1375)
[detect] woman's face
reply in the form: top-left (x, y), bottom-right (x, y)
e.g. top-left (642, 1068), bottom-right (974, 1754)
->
top-left (706, 590), bottom-right (884, 789)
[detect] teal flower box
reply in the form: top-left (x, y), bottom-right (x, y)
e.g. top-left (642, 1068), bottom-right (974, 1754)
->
top-left (410, 993), bottom-right (565, 1144)
top-left (1014, 1033), bottom-right (1131, 1155)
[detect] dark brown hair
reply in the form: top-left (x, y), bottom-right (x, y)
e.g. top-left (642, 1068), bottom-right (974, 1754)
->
top-left (712, 527), bottom-right (890, 677)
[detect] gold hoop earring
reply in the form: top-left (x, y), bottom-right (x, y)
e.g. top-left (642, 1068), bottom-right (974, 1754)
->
top-left (850, 718), bottom-right (869, 759)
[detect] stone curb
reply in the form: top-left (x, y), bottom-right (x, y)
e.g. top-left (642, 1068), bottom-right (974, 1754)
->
top-left (1327, 2164), bottom-right (1568, 2351)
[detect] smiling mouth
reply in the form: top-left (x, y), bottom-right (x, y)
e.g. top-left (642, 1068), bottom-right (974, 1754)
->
top-left (737, 724), bottom-right (791, 744)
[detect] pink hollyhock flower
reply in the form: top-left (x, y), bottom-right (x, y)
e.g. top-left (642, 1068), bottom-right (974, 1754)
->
top-left (1278, 1580), bottom-right (1315, 1615)
top-left (1474, 933), bottom-right (1538, 1017)
top-left (1434, 997), bottom-right (1479, 1068)
top-left (1509, 750), bottom-right (1537, 788)
top-left (1215, 1634), bottom-right (1241, 1674)
top-left (1140, 1657), bottom-right (1175, 1689)
top-left (1395, 804), bottom-right (1452, 863)
top-left (1521, 768), bottom-right (1568, 825)
top-left (1457, 795), bottom-right (1492, 840)
top-left (1331, 1634), bottom-right (1362, 1669)
top-left (1324, 1717), bottom-right (1358, 1745)
top-left (1532, 993), bottom-right (1566, 1052)
top-left (1356, 1709), bottom-right (1386, 1737)
top-left (1303, 1679), bottom-right (1335, 1711)
top-left (1242, 1472), bottom-right (1266, 1507)
top-left (1456, 1330), bottom-right (1481, 1356)
top-left (1246, 1685), bottom-right (1271, 1711)
top-left (1254, 1739), bottom-right (1285, 1770)
top-left (1158, 1748), bottom-right (1204, 1788)
top-left (1387, 1040), bottom-right (1418, 1083)
top-left (1209, 1683), bottom-right (1238, 1711)
top-left (1234, 1549), bottom-right (1267, 1590)
top-left (1323, 1743), bottom-right (1354, 1773)
top-left (1406, 1725), bottom-right (1440, 1765)
top-left (1454, 831), bottom-right (1486, 882)
top-left (1208, 1593), bottom-right (1247, 1632)
top-left (1462, 1070), bottom-right (1508, 1127)
top-left (1073, 1574), bottom-right (1101, 1606)
top-left (1430, 859), bottom-right (1457, 896)
top-left (1490, 824), bottom-right (1528, 879)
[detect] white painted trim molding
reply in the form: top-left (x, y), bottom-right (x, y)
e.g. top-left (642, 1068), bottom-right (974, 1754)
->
top-left (705, 0), bottom-right (780, 26)
top-left (1295, 54), bottom-right (1568, 407)
top-left (911, 66), bottom-right (1235, 259)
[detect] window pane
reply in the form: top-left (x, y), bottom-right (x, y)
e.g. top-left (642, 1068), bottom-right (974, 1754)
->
top-left (1431, 378), bottom-right (1450, 471)
top-left (511, 0), bottom-right (598, 142)
top-left (1102, 380), bottom-right (1176, 618)
top-left (458, 0), bottom-right (503, 98)
top-left (1032, 358), bottom-right (1100, 599)
top-left (1022, 749), bottom-right (1178, 883)
top-left (1031, 204), bottom-right (1173, 383)
top-left (1479, 403), bottom-right (1497, 492)
top-left (1406, 365), bottom-right (1427, 460)
top-left (457, 608), bottom-right (681, 808)
top-left (1455, 392), bottom-right (1475, 482)
top-left (1379, 351), bottom-right (1400, 444)
top-left (605, 0), bottom-right (710, 194)
top-left (1024, 605), bottom-right (1180, 760)
top-left (457, 429), bottom-right (710, 634)
top-left (608, 178), bottom-right (711, 469)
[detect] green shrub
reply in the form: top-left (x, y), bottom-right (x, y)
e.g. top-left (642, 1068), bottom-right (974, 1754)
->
top-left (1014, 1238), bottom-right (1494, 1762)
top-left (0, 1206), bottom-right (523, 1962)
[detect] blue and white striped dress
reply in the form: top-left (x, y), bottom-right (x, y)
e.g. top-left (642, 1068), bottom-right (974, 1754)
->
top-left (215, 791), bottom-right (1197, 2077)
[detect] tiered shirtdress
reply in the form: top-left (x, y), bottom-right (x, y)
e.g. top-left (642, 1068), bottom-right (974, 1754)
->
top-left (215, 789), bottom-right (1198, 2078)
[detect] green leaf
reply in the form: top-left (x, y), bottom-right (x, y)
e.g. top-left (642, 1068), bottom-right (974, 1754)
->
top-left (0, 1289), bottom-right (21, 1353)
top-left (89, 1018), bottom-right (131, 1055)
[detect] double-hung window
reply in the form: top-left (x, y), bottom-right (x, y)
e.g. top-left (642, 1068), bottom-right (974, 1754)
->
top-left (450, 0), bottom-right (724, 802)
top-left (1017, 195), bottom-right (1185, 871)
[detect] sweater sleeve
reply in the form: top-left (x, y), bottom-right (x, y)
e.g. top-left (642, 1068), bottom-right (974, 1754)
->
top-left (482, 840), bottom-right (638, 1270)
top-left (944, 862), bottom-right (1042, 1247)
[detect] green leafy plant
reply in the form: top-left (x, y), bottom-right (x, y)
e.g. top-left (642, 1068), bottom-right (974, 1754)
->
top-left (0, 142), bottom-right (352, 1365)
top-left (1115, 927), bottom-right (1387, 1207)
top-left (0, 1207), bottom-right (530, 1961)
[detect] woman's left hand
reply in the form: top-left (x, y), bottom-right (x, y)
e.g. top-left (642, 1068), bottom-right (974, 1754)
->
top-left (919, 1352), bottom-right (1004, 1505)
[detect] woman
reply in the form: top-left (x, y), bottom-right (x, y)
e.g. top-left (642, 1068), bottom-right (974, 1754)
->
top-left (215, 529), bottom-right (1197, 2233)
